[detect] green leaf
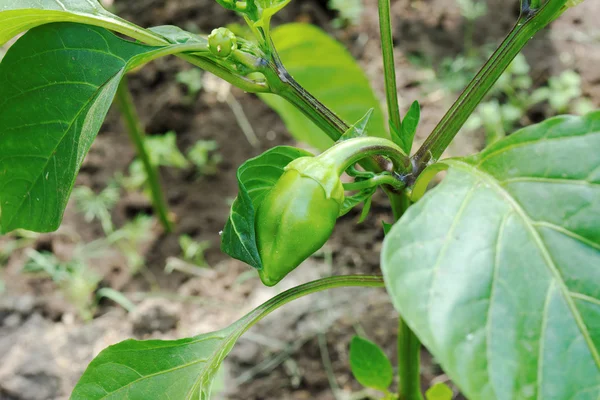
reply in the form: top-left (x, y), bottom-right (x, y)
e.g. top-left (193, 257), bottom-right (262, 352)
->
top-left (72, 275), bottom-right (385, 399)
top-left (382, 221), bottom-right (393, 235)
top-left (382, 112), bottom-right (600, 399)
top-left (259, 23), bottom-right (388, 150)
top-left (72, 319), bottom-right (244, 399)
top-left (349, 336), bottom-right (393, 391)
top-left (0, 0), bottom-right (166, 47)
top-left (0, 23), bottom-right (176, 234)
top-left (426, 383), bottom-right (453, 400)
top-left (399, 100), bottom-right (421, 154)
top-left (339, 108), bottom-right (373, 141)
top-left (253, 0), bottom-right (291, 32)
top-left (221, 146), bottom-right (313, 269)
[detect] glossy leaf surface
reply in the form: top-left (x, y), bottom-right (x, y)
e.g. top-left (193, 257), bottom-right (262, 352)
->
top-left (0, 23), bottom-right (166, 233)
top-left (382, 113), bottom-right (600, 399)
top-left (260, 24), bottom-right (387, 150)
top-left (221, 146), bottom-right (313, 270)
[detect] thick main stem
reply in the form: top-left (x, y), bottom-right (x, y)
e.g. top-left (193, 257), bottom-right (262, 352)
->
top-left (378, 0), bottom-right (402, 133)
top-left (388, 194), bottom-right (423, 400)
top-left (116, 78), bottom-right (173, 232)
top-left (411, 0), bottom-right (569, 176)
top-left (397, 319), bottom-right (423, 400)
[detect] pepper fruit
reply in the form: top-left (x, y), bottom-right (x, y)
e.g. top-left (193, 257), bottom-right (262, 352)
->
top-left (255, 157), bottom-right (344, 286)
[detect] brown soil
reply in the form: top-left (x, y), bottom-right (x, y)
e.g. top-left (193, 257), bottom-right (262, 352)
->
top-left (1, 0), bottom-right (599, 399)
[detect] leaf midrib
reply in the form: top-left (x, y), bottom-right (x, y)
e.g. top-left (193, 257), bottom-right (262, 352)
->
top-left (446, 159), bottom-right (600, 370)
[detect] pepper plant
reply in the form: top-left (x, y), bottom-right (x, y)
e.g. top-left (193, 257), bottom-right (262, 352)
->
top-left (0, 0), bottom-right (598, 398)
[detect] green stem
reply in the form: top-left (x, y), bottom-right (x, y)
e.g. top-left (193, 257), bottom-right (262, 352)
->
top-left (397, 319), bottom-right (423, 400)
top-left (86, 15), bottom-right (269, 93)
top-left (263, 51), bottom-right (349, 141)
top-left (386, 191), bottom-right (422, 400)
top-left (377, 0), bottom-right (402, 133)
top-left (317, 137), bottom-right (409, 175)
top-left (245, 275), bottom-right (385, 332)
top-left (343, 174), bottom-right (404, 191)
top-left (116, 78), bottom-right (173, 232)
top-left (411, 0), bottom-right (569, 176)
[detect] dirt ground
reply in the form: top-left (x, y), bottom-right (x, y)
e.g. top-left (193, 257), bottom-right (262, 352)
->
top-left (1, 0), bottom-right (599, 399)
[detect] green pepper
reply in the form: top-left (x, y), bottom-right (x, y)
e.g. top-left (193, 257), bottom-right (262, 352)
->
top-left (208, 27), bottom-right (237, 58)
top-left (255, 157), bottom-right (344, 286)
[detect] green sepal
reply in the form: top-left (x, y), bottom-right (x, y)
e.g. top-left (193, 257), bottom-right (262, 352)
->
top-left (285, 157), bottom-right (345, 205)
top-left (221, 146), bottom-right (313, 270)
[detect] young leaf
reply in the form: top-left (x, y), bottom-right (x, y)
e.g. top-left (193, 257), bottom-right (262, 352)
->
top-left (0, 23), bottom-right (181, 234)
top-left (339, 187), bottom-right (376, 217)
top-left (221, 146), bottom-right (313, 269)
top-left (426, 383), bottom-right (453, 400)
top-left (0, 0), bottom-right (165, 47)
top-left (382, 221), bottom-right (393, 235)
top-left (382, 112), bottom-right (600, 399)
top-left (259, 24), bottom-right (388, 150)
top-left (358, 196), bottom-right (373, 223)
top-left (339, 108), bottom-right (374, 141)
top-left (72, 275), bottom-right (386, 399)
top-left (398, 100), bottom-right (421, 154)
top-left (349, 336), bottom-right (393, 391)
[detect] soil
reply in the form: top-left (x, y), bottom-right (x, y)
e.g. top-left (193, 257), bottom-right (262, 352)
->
top-left (1, 0), bottom-right (599, 399)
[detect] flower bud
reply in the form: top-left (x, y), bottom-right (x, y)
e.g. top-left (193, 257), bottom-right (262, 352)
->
top-left (208, 27), bottom-right (237, 58)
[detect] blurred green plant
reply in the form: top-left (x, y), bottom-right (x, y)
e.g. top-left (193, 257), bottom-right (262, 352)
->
top-left (24, 248), bottom-right (102, 320)
top-left (176, 68), bottom-right (204, 99)
top-left (108, 214), bottom-right (156, 274)
top-left (0, 230), bottom-right (39, 266)
top-left (73, 181), bottom-right (120, 234)
top-left (122, 131), bottom-right (189, 192)
top-left (187, 140), bottom-right (223, 176)
top-left (328, 0), bottom-right (363, 28)
top-left (24, 243), bottom-right (136, 319)
top-left (165, 234), bottom-right (211, 276)
top-left (465, 54), bottom-right (594, 144)
top-left (457, 0), bottom-right (487, 55)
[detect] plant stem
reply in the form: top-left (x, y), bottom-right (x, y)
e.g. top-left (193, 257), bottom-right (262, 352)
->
top-left (343, 174), bottom-right (404, 191)
top-left (317, 137), bottom-right (409, 175)
top-left (411, 0), bottom-right (569, 176)
top-left (247, 275), bottom-right (385, 329)
top-left (116, 78), bottom-right (173, 232)
top-left (378, 0), bottom-right (402, 133)
top-left (397, 318), bottom-right (423, 400)
top-left (387, 192), bottom-right (422, 400)
top-left (263, 51), bottom-right (349, 142)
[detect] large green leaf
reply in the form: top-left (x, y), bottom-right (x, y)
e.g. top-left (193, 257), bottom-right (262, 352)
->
top-left (0, 0), bottom-right (167, 47)
top-left (72, 275), bottom-right (385, 400)
top-left (260, 23), bottom-right (388, 150)
top-left (382, 112), bottom-right (600, 399)
top-left (0, 23), bottom-right (188, 234)
top-left (221, 146), bottom-right (313, 270)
